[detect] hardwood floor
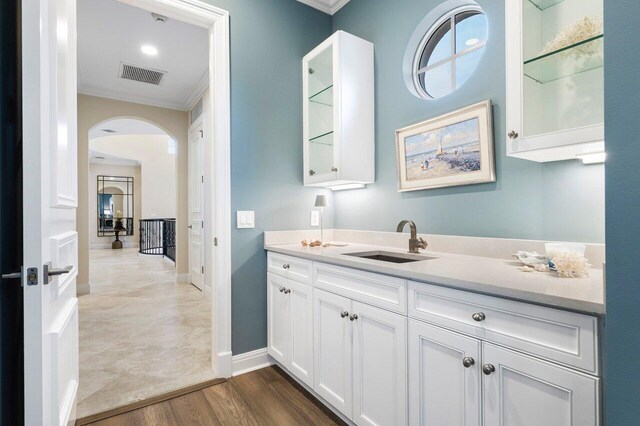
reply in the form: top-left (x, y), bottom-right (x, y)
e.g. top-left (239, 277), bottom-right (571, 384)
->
top-left (83, 366), bottom-right (346, 426)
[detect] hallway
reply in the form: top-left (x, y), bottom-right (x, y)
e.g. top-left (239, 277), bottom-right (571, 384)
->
top-left (77, 248), bottom-right (214, 418)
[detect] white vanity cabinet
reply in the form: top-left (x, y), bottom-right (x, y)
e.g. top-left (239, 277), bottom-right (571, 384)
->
top-left (506, 0), bottom-right (604, 162)
top-left (303, 31), bottom-right (374, 189)
top-left (266, 251), bottom-right (601, 425)
top-left (266, 260), bottom-right (314, 386)
top-left (482, 343), bottom-right (600, 425)
top-left (408, 319), bottom-right (481, 426)
top-left (313, 289), bottom-right (408, 426)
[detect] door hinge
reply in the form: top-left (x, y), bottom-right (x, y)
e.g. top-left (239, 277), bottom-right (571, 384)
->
top-left (201, 266), bottom-right (204, 274)
top-left (200, 130), bottom-right (204, 138)
top-left (214, 237), bottom-right (218, 246)
top-left (201, 175), bottom-right (204, 183)
top-left (201, 221), bottom-right (204, 229)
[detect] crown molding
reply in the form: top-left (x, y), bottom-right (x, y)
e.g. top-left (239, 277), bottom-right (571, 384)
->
top-left (77, 85), bottom-right (190, 111)
top-left (296, 0), bottom-right (351, 15)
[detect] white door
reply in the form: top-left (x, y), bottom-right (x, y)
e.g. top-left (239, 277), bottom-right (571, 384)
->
top-left (352, 302), bottom-right (407, 426)
top-left (188, 119), bottom-right (205, 290)
top-left (313, 289), bottom-right (352, 416)
top-left (22, 0), bottom-right (79, 425)
top-left (408, 319), bottom-right (481, 426)
top-left (483, 343), bottom-right (600, 426)
top-left (267, 273), bottom-right (288, 365)
top-left (287, 279), bottom-right (313, 387)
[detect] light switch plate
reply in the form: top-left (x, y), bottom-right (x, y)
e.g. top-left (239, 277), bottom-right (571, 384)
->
top-left (310, 210), bottom-right (320, 227)
top-left (236, 211), bottom-right (255, 229)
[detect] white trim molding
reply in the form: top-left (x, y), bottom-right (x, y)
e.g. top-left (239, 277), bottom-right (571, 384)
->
top-left (232, 348), bottom-right (274, 376)
top-left (296, 0), bottom-right (351, 15)
top-left (120, 0), bottom-right (233, 378)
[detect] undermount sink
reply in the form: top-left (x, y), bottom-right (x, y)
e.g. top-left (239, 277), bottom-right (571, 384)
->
top-left (344, 250), bottom-right (435, 264)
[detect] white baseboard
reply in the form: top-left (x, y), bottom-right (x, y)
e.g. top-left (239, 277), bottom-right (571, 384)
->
top-left (77, 282), bottom-right (91, 296)
top-left (175, 273), bottom-right (190, 283)
top-left (232, 348), bottom-right (273, 377)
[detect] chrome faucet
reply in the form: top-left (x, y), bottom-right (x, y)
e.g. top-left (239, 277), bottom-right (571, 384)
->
top-left (396, 220), bottom-right (428, 254)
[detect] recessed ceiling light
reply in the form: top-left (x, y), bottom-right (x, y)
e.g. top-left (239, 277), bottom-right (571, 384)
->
top-left (141, 45), bottom-right (158, 56)
top-left (465, 38), bottom-right (480, 47)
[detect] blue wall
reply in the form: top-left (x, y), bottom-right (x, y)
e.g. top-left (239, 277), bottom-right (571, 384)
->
top-left (604, 0), bottom-right (640, 422)
top-left (331, 0), bottom-right (605, 244)
top-left (201, 0), bottom-right (332, 354)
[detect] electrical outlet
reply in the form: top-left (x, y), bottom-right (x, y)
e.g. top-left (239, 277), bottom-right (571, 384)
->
top-left (310, 210), bottom-right (320, 227)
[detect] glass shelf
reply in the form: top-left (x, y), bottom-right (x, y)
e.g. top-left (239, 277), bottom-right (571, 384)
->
top-left (309, 85), bottom-right (333, 106)
top-left (309, 131), bottom-right (334, 146)
top-left (524, 34), bottom-right (603, 84)
top-left (527, 0), bottom-right (564, 11)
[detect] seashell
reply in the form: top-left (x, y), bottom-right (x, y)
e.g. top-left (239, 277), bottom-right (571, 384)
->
top-left (301, 239), bottom-right (309, 247)
top-left (513, 251), bottom-right (548, 267)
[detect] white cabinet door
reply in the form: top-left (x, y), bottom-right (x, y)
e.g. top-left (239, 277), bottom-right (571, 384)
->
top-left (408, 320), bottom-right (481, 426)
top-left (314, 289), bottom-right (353, 416)
top-left (267, 273), bottom-right (288, 365)
top-left (287, 279), bottom-right (313, 387)
top-left (483, 343), bottom-right (600, 426)
top-left (352, 302), bottom-right (407, 426)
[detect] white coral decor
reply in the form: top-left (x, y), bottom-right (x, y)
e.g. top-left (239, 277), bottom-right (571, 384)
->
top-left (540, 16), bottom-right (603, 58)
top-left (552, 252), bottom-right (591, 278)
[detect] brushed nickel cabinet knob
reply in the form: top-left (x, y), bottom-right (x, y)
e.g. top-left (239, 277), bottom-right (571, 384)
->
top-left (340, 311), bottom-right (349, 318)
top-left (279, 287), bottom-right (285, 293)
top-left (284, 288), bottom-right (291, 294)
top-left (462, 357), bottom-right (475, 368)
top-left (349, 314), bottom-right (358, 321)
top-left (472, 312), bottom-right (486, 322)
top-left (482, 364), bottom-right (496, 375)
top-left (309, 169), bottom-right (315, 176)
top-left (508, 130), bottom-right (519, 139)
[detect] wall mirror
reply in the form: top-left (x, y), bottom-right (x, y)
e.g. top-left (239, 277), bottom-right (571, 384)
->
top-left (97, 175), bottom-right (134, 236)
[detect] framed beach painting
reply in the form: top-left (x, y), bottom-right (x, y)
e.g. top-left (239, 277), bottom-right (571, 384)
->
top-left (395, 100), bottom-right (495, 192)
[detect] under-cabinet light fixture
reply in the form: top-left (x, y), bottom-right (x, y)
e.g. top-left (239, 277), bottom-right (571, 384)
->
top-left (577, 152), bottom-right (606, 164)
top-left (329, 183), bottom-right (365, 191)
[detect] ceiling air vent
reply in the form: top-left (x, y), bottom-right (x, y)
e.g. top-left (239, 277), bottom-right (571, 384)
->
top-left (119, 63), bottom-right (167, 86)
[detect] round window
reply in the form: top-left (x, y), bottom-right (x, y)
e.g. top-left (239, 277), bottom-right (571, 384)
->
top-left (404, 1), bottom-right (488, 100)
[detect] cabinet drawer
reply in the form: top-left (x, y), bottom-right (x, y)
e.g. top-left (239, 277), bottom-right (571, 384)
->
top-left (314, 262), bottom-right (407, 314)
top-left (408, 281), bottom-right (598, 374)
top-left (267, 252), bottom-right (312, 284)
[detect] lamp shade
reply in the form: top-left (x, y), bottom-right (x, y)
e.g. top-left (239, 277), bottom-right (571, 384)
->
top-left (314, 195), bottom-right (328, 208)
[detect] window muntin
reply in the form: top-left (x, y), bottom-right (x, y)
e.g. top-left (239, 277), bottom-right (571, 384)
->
top-left (414, 8), bottom-right (487, 100)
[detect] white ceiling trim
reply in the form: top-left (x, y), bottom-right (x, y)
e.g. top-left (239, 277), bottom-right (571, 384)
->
top-left (184, 70), bottom-right (209, 111)
top-left (296, 0), bottom-right (351, 15)
top-left (78, 85), bottom-right (191, 111)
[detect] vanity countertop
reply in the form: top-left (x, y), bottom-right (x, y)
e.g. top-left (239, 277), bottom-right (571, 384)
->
top-left (265, 243), bottom-right (605, 315)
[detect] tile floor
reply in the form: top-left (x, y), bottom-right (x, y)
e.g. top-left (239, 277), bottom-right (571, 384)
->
top-left (77, 248), bottom-right (215, 419)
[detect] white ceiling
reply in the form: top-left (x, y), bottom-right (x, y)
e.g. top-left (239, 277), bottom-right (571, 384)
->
top-left (77, 0), bottom-right (209, 111)
top-left (296, 0), bottom-right (351, 15)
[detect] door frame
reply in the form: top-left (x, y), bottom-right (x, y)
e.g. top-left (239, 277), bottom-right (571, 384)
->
top-left (119, 0), bottom-right (233, 377)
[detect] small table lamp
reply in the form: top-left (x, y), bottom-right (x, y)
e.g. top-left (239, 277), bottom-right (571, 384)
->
top-left (314, 195), bottom-right (328, 243)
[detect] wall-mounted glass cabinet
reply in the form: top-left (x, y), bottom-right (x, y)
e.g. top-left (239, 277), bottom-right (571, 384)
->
top-left (303, 31), bottom-right (374, 189)
top-left (506, 0), bottom-right (604, 162)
